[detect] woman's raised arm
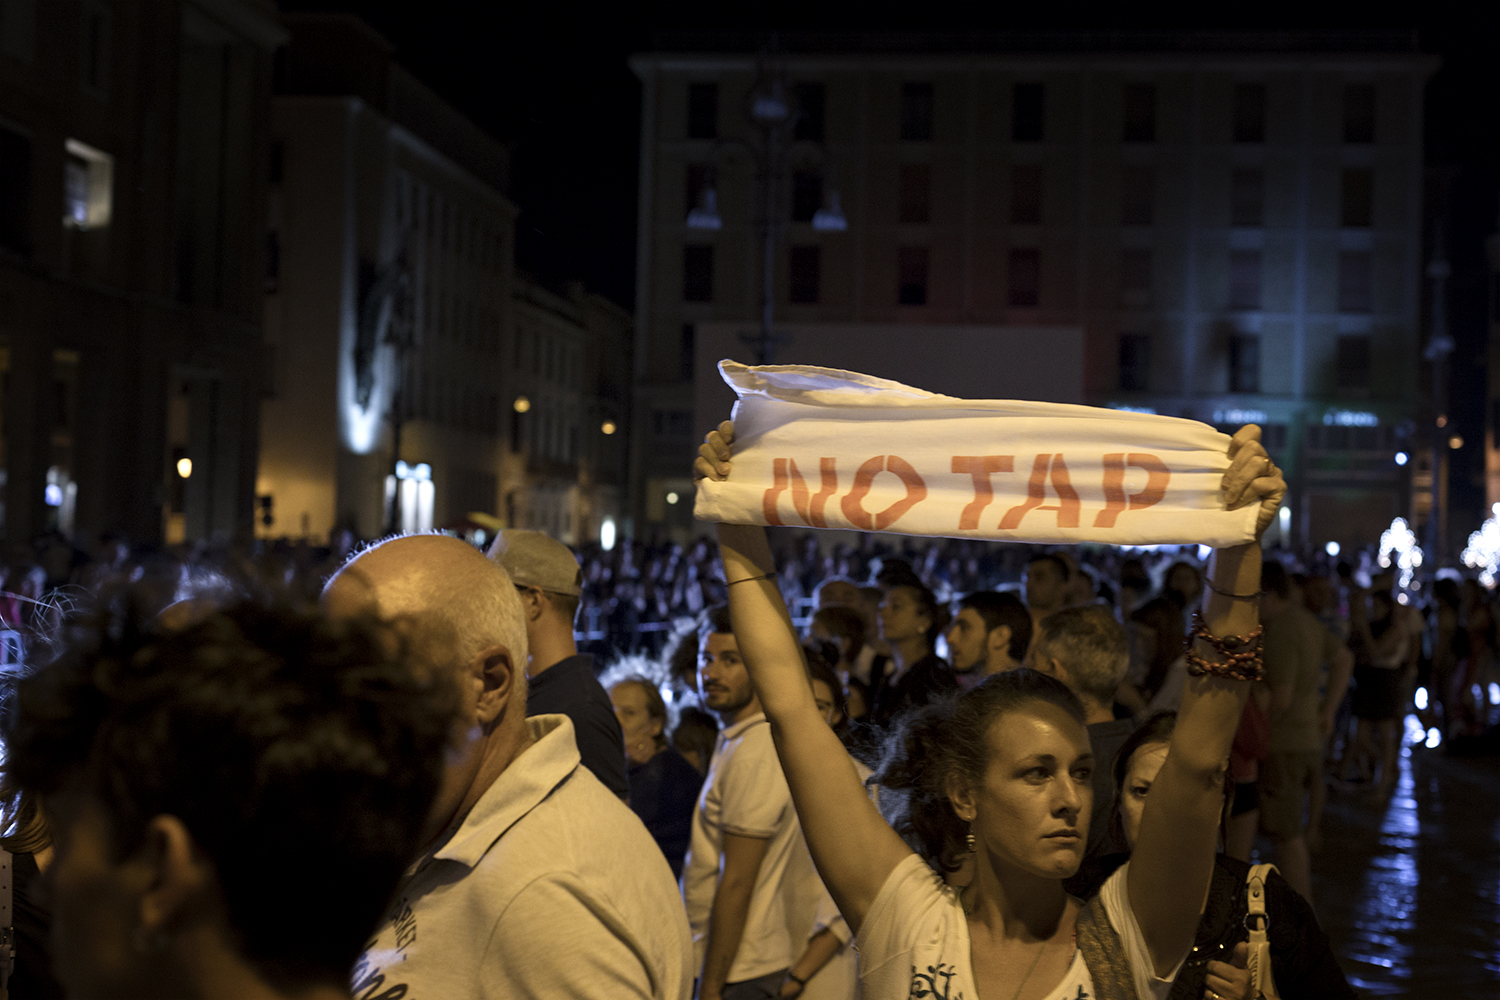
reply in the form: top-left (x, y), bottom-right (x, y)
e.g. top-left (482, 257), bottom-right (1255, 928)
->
top-left (696, 422), bottom-right (912, 932)
top-left (1128, 426), bottom-right (1286, 976)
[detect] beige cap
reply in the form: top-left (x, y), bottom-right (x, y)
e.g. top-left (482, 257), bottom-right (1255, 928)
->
top-left (487, 530), bottom-right (582, 596)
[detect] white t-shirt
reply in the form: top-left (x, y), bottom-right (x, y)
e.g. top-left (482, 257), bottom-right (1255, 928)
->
top-left (856, 854), bottom-right (1178, 1000)
top-left (351, 715), bottom-right (693, 1000)
top-left (682, 713), bottom-right (801, 983)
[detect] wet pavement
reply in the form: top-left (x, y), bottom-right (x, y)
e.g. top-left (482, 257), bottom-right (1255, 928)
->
top-left (1270, 723), bottom-right (1500, 997)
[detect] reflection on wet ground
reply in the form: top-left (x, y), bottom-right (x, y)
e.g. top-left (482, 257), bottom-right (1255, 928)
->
top-left (1286, 723), bottom-right (1500, 997)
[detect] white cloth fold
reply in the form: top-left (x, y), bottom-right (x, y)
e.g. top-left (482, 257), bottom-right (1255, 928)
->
top-left (695, 361), bottom-right (1259, 547)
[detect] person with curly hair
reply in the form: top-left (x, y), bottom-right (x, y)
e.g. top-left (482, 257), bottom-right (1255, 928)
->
top-left (5, 597), bottom-right (457, 1000)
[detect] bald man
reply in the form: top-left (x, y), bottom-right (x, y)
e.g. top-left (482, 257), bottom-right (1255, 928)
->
top-left (326, 536), bottom-right (692, 1000)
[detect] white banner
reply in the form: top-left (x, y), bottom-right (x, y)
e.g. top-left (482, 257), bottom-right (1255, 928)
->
top-left (693, 361), bottom-right (1260, 547)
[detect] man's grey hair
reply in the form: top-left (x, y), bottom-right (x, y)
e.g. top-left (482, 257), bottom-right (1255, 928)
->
top-left (1035, 604), bottom-right (1128, 708)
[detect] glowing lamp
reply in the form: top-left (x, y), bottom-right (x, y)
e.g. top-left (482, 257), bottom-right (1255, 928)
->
top-left (665, 491), bottom-right (680, 505)
top-left (1449, 435), bottom-right (1464, 450)
top-left (1325, 541), bottom-right (1340, 557)
top-left (513, 396), bottom-right (531, 413)
top-left (1395, 452), bottom-right (1409, 466)
top-left (176, 457), bottom-right (193, 479)
top-left (601, 420), bottom-right (617, 435)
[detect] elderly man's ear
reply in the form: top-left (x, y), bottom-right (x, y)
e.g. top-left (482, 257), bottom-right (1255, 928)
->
top-left (474, 645), bottom-right (520, 726)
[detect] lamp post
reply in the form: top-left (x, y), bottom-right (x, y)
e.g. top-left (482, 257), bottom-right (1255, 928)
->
top-left (686, 44), bottom-right (846, 366)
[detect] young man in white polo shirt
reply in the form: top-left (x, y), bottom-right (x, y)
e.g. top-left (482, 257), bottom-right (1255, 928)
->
top-left (682, 606), bottom-right (800, 1000)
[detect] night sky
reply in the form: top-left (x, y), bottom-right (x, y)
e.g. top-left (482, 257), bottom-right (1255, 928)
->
top-left (280, 0), bottom-right (1497, 519)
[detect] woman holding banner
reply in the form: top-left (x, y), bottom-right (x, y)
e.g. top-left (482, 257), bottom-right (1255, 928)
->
top-left (695, 421), bottom-right (1285, 1000)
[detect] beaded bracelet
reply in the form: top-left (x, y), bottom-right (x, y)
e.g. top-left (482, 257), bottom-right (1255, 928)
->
top-left (1184, 611), bottom-right (1266, 682)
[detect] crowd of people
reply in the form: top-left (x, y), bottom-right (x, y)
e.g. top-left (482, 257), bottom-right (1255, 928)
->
top-left (0, 422), bottom-right (1493, 999)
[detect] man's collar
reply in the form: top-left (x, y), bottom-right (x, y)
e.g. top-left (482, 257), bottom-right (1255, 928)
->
top-left (719, 711), bottom-right (767, 741)
top-left (433, 714), bottom-right (580, 868)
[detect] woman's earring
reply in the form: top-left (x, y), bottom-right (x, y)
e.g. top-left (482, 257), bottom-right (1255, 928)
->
top-left (965, 830), bottom-right (977, 853)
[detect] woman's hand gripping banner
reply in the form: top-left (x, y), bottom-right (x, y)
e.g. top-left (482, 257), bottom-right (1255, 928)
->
top-left (693, 361), bottom-right (1261, 547)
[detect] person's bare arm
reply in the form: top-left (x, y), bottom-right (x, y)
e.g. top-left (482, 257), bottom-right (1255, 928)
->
top-left (699, 832), bottom-right (771, 1000)
top-left (698, 423), bottom-right (913, 933)
top-left (1129, 426), bottom-right (1284, 977)
top-left (780, 928), bottom-right (845, 998)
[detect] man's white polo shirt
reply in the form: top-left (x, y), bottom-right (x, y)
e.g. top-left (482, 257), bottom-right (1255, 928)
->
top-left (352, 714), bottom-right (693, 1000)
top-left (681, 712), bottom-right (799, 984)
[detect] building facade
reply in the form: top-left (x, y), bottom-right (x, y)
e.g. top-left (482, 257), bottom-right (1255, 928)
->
top-left (258, 14), bottom-right (518, 541)
top-left (0, 0), bottom-right (283, 546)
top-left (259, 14), bottom-right (631, 546)
top-left (509, 274), bottom-right (632, 546)
top-left (630, 35), bottom-right (1436, 548)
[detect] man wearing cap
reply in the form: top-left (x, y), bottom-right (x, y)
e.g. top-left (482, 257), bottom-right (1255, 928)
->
top-left (489, 529), bottom-right (629, 799)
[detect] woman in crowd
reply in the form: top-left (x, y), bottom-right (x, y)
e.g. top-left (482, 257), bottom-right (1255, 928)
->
top-left (697, 420), bottom-right (1284, 1000)
top-left (865, 578), bottom-right (954, 727)
top-left (1120, 596), bottom-right (1189, 716)
top-left (609, 675), bottom-right (704, 879)
top-left (1099, 713), bottom-right (1355, 1000)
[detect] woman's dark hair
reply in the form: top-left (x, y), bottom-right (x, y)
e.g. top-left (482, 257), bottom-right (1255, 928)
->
top-left (1129, 597), bottom-right (1187, 702)
top-left (872, 668), bottom-right (1085, 874)
top-left (811, 605), bottom-right (866, 662)
top-left (6, 595), bottom-right (457, 991)
top-left (802, 640), bottom-right (847, 723)
top-left (1112, 711), bottom-right (1178, 795)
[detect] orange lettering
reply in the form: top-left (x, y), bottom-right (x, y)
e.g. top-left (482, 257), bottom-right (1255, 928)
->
top-left (952, 455), bottom-right (1014, 530)
top-left (763, 458), bottom-right (790, 526)
top-left (1093, 453), bottom-right (1171, 528)
top-left (999, 454), bottom-right (1080, 529)
top-left (840, 455), bottom-right (928, 530)
top-left (809, 458), bottom-right (839, 528)
top-left (788, 459), bottom-right (812, 524)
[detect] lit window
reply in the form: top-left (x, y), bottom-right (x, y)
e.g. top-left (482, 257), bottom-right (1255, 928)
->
top-left (62, 138), bottom-right (112, 229)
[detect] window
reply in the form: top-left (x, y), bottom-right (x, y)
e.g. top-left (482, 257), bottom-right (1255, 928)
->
top-left (1123, 83), bottom-right (1156, 142)
top-left (62, 138), bottom-right (111, 229)
top-left (1118, 333), bottom-right (1151, 391)
top-left (794, 82), bottom-right (825, 142)
top-left (1229, 250), bottom-right (1261, 310)
top-left (901, 82), bottom-right (934, 141)
top-left (1343, 84), bottom-right (1375, 144)
top-left (898, 164), bottom-right (930, 223)
top-left (1228, 334), bottom-right (1260, 393)
top-left (1230, 168), bottom-right (1264, 227)
top-left (1340, 168), bottom-right (1373, 228)
top-left (897, 246), bottom-right (928, 305)
top-left (683, 244), bottom-right (714, 302)
top-left (1012, 83), bottom-right (1044, 141)
top-left (680, 324), bottom-right (695, 380)
top-left (792, 170), bottom-right (823, 222)
top-left (1009, 164), bottom-right (1042, 224)
top-left (1336, 334), bottom-right (1371, 390)
top-left (0, 125), bottom-right (31, 253)
top-left (1121, 166), bottom-right (1154, 226)
top-left (1120, 248), bottom-right (1152, 306)
top-left (687, 83), bottom-right (718, 139)
top-left (685, 163), bottom-right (716, 214)
top-left (80, 2), bottom-right (110, 97)
top-left (1338, 251), bottom-right (1372, 312)
top-left (1008, 248), bottom-right (1040, 307)
top-left (1232, 83), bottom-right (1265, 143)
top-left (790, 245), bottom-right (820, 303)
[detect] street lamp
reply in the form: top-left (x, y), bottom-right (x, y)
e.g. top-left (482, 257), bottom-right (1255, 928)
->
top-left (686, 43), bottom-right (847, 365)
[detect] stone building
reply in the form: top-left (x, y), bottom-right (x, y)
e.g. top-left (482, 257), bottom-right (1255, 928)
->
top-left (0, 0), bottom-right (283, 545)
top-left (630, 33), bottom-right (1436, 548)
top-left (257, 13), bottom-right (517, 540)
